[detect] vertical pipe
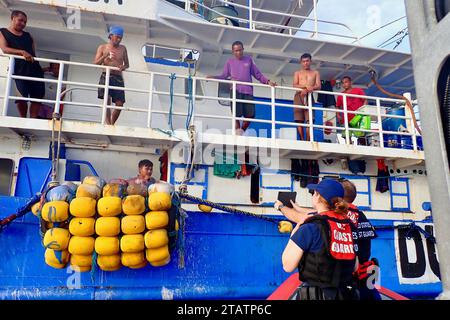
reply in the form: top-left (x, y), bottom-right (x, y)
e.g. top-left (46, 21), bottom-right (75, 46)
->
top-left (376, 98), bottom-right (384, 148)
top-left (147, 72), bottom-right (155, 128)
top-left (343, 94), bottom-right (350, 145)
top-left (248, 0), bottom-right (253, 30)
top-left (101, 68), bottom-right (111, 125)
top-left (53, 62), bottom-right (65, 115)
top-left (2, 57), bottom-right (15, 116)
top-left (313, 0), bottom-right (318, 38)
top-left (308, 92), bottom-right (314, 142)
top-left (232, 81), bottom-right (236, 135)
top-left (271, 86), bottom-right (276, 139)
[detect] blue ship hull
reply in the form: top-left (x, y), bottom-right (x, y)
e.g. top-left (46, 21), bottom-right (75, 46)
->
top-left (0, 196), bottom-right (442, 300)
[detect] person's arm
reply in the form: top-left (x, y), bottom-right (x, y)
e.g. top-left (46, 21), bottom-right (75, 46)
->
top-left (207, 60), bottom-right (230, 79)
top-left (0, 32), bottom-right (33, 61)
top-left (282, 223), bottom-right (304, 272)
top-left (307, 71), bottom-right (321, 92)
top-left (251, 58), bottom-right (276, 86)
top-left (94, 45), bottom-right (109, 65)
top-left (274, 200), bottom-right (314, 224)
top-left (358, 88), bottom-right (368, 105)
top-left (293, 71), bottom-right (303, 89)
top-left (120, 46), bottom-right (130, 71)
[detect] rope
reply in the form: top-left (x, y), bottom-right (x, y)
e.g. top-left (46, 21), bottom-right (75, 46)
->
top-left (370, 70), bottom-right (422, 135)
top-left (375, 222), bottom-right (436, 243)
top-left (178, 207), bottom-right (187, 269)
top-left (0, 194), bottom-right (41, 232)
top-left (186, 75), bottom-right (194, 130)
top-left (168, 73), bottom-right (176, 132)
top-left (178, 192), bottom-right (281, 224)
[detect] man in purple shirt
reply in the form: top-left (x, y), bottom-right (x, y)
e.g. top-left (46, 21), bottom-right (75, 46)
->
top-left (207, 41), bottom-right (276, 134)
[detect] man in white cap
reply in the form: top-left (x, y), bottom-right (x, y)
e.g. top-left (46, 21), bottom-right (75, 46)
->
top-left (94, 25), bottom-right (129, 125)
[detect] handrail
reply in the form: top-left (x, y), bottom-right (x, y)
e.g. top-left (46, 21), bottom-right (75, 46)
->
top-left (0, 53), bottom-right (421, 151)
top-left (186, 0), bottom-right (361, 43)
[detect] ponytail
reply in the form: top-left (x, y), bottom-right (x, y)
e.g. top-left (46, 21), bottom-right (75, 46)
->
top-left (330, 197), bottom-right (348, 215)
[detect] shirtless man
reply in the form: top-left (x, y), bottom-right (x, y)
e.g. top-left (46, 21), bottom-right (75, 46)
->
top-left (293, 53), bottom-right (321, 141)
top-left (94, 25), bottom-right (129, 125)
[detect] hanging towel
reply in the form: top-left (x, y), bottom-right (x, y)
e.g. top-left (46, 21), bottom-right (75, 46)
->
top-left (348, 160), bottom-right (366, 175)
top-left (317, 80), bottom-right (336, 108)
top-left (376, 159), bottom-right (390, 193)
top-left (310, 160), bottom-right (320, 185)
top-left (300, 159), bottom-right (309, 188)
top-left (250, 165), bottom-right (260, 204)
top-left (214, 151), bottom-right (241, 178)
top-left (291, 159), bottom-right (301, 182)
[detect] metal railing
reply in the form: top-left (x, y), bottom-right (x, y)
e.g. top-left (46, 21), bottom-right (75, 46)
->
top-left (0, 54), bottom-right (421, 151)
top-left (182, 0), bottom-right (361, 43)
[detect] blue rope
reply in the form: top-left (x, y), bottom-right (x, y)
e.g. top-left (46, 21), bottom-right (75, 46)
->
top-left (168, 73), bottom-right (176, 132)
top-left (186, 75), bottom-right (194, 130)
top-left (375, 222), bottom-right (436, 243)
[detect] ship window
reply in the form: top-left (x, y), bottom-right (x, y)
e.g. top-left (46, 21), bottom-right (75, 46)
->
top-left (0, 158), bottom-right (14, 196)
top-left (341, 175), bottom-right (371, 210)
top-left (218, 82), bottom-right (231, 106)
top-left (390, 178), bottom-right (411, 212)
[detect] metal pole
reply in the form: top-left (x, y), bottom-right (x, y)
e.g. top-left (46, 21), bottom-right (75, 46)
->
top-left (308, 92), bottom-right (314, 142)
top-left (101, 68), bottom-right (111, 125)
top-left (147, 72), bottom-right (155, 128)
top-left (53, 62), bottom-right (65, 115)
top-left (191, 77), bottom-right (196, 126)
top-left (2, 57), bottom-right (15, 116)
top-left (343, 94), bottom-right (350, 145)
top-left (249, 0), bottom-right (253, 30)
top-left (376, 98), bottom-right (384, 148)
top-left (313, 0), bottom-right (318, 39)
top-left (271, 86), bottom-right (276, 139)
top-left (232, 82), bottom-right (236, 135)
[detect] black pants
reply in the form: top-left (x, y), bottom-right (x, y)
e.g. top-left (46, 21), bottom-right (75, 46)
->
top-left (290, 284), bottom-right (360, 301)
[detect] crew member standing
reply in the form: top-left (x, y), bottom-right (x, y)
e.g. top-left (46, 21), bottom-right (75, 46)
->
top-left (278, 179), bottom-right (359, 300)
top-left (0, 10), bottom-right (45, 118)
top-left (94, 25), bottom-right (129, 125)
top-left (207, 41), bottom-right (276, 135)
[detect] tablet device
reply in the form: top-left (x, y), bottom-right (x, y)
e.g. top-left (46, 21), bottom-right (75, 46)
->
top-left (277, 192), bottom-right (297, 208)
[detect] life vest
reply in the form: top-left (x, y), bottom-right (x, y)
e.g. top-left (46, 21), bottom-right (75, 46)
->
top-left (347, 204), bottom-right (377, 263)
top-left (297, 211), bottom-right (356, 288)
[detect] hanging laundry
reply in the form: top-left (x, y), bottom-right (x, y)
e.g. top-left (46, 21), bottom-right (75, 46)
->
top-left (250, 165), bottom-right (260, 204)
top-left (376, 159), bottom-right (390, 193)
top-left (291, 159), bottom-right (301, 182)
top-left (317, 80), bottom-right (336, 108)
top-left (213, 151), bottom-right (241, 179)
top-left (310, 160), bottom-right (320, 185)
top-left (300, 159), bottom-right (309, 188)
top-left (159, 151), bottom-right (168, 182)
top-left (348, 159), bottom-right (366, 175)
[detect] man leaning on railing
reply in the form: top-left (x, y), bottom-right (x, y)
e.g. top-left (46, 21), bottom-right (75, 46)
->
top-left (207, 40), bottom-right (276, 135)
top-left (0, 10), bottom-right (45, 118)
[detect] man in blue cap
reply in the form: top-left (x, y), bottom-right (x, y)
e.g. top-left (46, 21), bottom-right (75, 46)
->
top-left (94, 25), bottom-right (129, 125)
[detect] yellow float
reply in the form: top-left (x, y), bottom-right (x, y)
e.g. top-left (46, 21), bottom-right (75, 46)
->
top-left (31, 202), bottom-right (41, 216)
top-left (76, 183), bottom-right (101, 200)
top-left (70, 254), bottom-right (93, 268)
top-left (148, 192), bottom-right (172, 211)
top-left (121, 252), bottom-right (146, 267)
top-left (45, 248), bottom-right (70, 266)
top-left (120, 234), bottom-right (145, 253)
top-left (128, 261), bottom-right (147, 269)
top-left (68, 236), bottom-right (95, 255)
top-left (149, 256), bottom-right (171, 267)
top-left (69, 218), bottom-right (95, 237)
top-left (97, 196), bottom-right (122, 217)
top-left (145, 211), bottom-right (169, 230)
top-left (69, 197), bottom-right (96, 218)
top-left (95, 237), bottom-right (120, 255)
top-left (122, 195), bottom-right (146, 215)
top-left (43, 228), bottom-right (71, 250)
top-left (95, 217), bottom-right (120, 237)
top-left (198, 204), bottom-right (213, 213)
top-left (121, 215), bottom-right (146, 234)
top-left (145, 246), bottom-right (170, 263)
top-left (278, 221), bottom-right (294, 234)
top-left (144, 229), bottom-right (169, 249)
top-left (41, 201), bottom-right (69, 222)
top-left (97, 254), bottom-right (121, 271)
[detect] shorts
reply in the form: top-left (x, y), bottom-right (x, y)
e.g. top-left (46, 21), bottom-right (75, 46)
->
top-left (294, 91), bottom-right (315, 122)
top-left (15, 78), bottom-right (45, 102)
top-left (232, 92), bottom-right (255, 119)
top-left (98, 73), bottom-right (125, 104)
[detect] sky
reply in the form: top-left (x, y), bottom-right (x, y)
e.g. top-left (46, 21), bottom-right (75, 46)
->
top-left (301, 0), bottom-right (411, 52)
